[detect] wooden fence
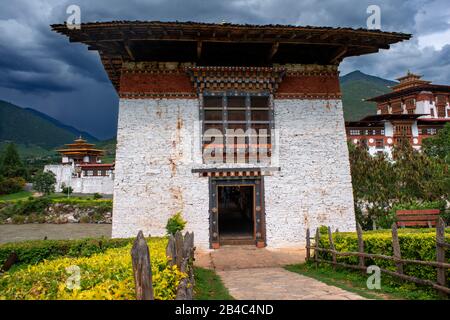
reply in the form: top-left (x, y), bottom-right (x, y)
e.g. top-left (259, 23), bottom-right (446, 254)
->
top-left (305, 218), bottom-right (449, 296)
top-left (131, 230), bottom-right (195, 300)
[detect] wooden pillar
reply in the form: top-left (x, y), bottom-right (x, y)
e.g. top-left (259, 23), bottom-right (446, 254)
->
top-left (391, 223), bottom-right (403, 274)
top-left (356, 223), bottom-right (365, 273)
top-left (306, 228), bottom-right (311, 262)
top-left (327, 226), bottom-right (337, 270)
top-left (436, 217), bottom-right (447, 298)
top-left (131, 231), bottom-right (154, 300)
top-left (314, 228), bottom-right (320, 267)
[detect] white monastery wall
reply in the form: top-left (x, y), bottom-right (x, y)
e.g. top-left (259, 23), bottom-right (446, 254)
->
top-left (112, 98), bottom-right (356, 249)
top-left (264, 99), bottom-right (355, 248)
top-left (44, 164), bottom-right (114, 195)
top-left (111, 99), bottom-right (211, 248)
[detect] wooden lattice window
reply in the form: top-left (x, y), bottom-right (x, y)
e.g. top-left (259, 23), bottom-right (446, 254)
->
top-left (202, 93), bottom-right (273, 163)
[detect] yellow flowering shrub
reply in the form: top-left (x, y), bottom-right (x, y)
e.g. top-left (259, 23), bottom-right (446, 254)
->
top-left (0, 237), bottom-right (185, 300)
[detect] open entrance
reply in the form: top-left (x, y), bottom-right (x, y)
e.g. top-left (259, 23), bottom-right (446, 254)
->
top-left (218, 185), bottom-right (254, 243)
top-left (209, 177), bottom-right (265, 248)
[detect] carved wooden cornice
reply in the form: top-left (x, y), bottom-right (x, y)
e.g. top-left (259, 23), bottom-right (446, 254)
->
top-left (186, 66), bottom-right (286, 94)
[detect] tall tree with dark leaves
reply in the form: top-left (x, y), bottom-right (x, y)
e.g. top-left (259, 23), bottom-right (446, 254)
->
top-left (422, 123), bottom-right (450, 164)
top-left (0, 143), bottom-right (27, 179)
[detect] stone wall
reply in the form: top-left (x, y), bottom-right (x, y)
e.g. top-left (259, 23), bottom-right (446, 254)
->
top-left (112, 97), bottom-right (356, 249)
top-left (44, 165), bottom-right (114, 195)
top-left (112, 99), bottom-right (211, 248)
top-left (264, 99), bottom-right (355, 248)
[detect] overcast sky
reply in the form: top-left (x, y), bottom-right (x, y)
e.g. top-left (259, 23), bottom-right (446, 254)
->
top-left (1, 0), bottom-right (449, 139)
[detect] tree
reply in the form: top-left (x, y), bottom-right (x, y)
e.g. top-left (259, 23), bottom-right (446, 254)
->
top-left (349, 137), bottom-right (449, 229)
top-left (392, 138), bottom-right (449, 202)
top-left (33, 171), bottom-right (56, 195)
top-left (0, 143), bottom-right (27, 179)
top-left (422, 123), bottom-right (450, 164)
top-left (348, 142), bottom-right (396, 228)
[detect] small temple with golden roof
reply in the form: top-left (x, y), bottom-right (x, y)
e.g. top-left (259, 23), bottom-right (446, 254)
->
top-left (57, 137), bottom-right (104, 164)
top-left (56, 137), bottom-right (114, 177)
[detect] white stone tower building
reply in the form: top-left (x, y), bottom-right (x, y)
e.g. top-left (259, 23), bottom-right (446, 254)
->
top-left (53, 21), bottom-right (410, 249)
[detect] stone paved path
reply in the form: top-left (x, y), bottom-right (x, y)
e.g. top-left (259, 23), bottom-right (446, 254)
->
top-left (195, 246), bottom-right (365, 300)
top-left (217, 267), bottom-right (365, 300)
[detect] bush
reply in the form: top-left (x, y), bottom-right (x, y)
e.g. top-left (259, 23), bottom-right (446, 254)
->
top-left (0, 238), bottom-right (133, 267)
top-left (93, 193), bottom-right (102, 199)
top-left (0, 197), bottom-right (51, 219)
top-left (0, 177), bottom-right (26, 195)
top-left (0, 238), bottom-right (185, 300)
top-left (166, 212), bottom-right (186, 235)
top-left (61, 183), bottom-right (73, 195)
top-left (318, 229), bottom-right (450, 285)
top-left (33, 171), bottom-right (56, 195)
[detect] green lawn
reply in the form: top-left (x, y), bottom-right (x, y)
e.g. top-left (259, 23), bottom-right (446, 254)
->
top-left (286, 262), bottom-right (443, 300)
top-left (0, 192), bottom-right (107, 203)
top-left (0, 191), bottom-right (32, 201)
top-left (194, 267), bottom-right (233, 300)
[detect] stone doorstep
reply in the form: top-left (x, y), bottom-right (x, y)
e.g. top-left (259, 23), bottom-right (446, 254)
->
top-left (194, 245), bottom-right (306, 271)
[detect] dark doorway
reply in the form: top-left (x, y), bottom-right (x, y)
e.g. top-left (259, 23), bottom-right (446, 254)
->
top-left (217, 185), bottom-right (254, 241)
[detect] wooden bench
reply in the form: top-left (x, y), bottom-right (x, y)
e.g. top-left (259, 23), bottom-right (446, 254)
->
top-left (396, 209), bottom-right (440, 227)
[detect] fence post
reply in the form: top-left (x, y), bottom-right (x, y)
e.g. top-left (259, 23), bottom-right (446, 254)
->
top-left (391, 223), bottom-right (403, 275)
top-left (306, 228), bottom-right (311, 262)
top-left (314, 228), bottom-right (320, 267)
top-left (327, 227), bottom-right (337, 270)
top-left (131, 230), bottom-right (154, 300)
top-left (175, 231), bottom-right (184, 269)
top-left (356, 223), bottom-right (365, 273)
top-left (436, 217), bottom-right (447, 298)
top-left (166, 234), bottom-right (176, 266)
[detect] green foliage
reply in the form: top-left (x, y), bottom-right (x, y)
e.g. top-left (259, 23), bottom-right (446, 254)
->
top-left (349, 137), bottom-right (450, 229)
top-left (0, 238), bottom-right (133, 267)
top-left (0, 176), bottom-right (26, 195)
top-left (0, 143), bottom-right (27, 179)
top-left (60, 183), bottom-right (73, 195)
top-left (0, 238), bottom-right (184, 300)
top-left (0, 197), bottom-right (51, 220)
top-left (166, 212), bottom-right (186, 235)
top-left (0, 197), bottom-right (112, 223)
top-left (318, 225), bottom-right (329, 234)
top-left (93, 193), bottom-right (102, 199)
top-left (422, 123), bottom-right (450, 164)
top-left (32, 171), bottom-right (56, 195)
top-left (318, 229), bottom-right (450, 286)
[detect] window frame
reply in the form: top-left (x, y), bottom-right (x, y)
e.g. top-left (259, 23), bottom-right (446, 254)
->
top-left (200, 91), bottom-right (275, 163)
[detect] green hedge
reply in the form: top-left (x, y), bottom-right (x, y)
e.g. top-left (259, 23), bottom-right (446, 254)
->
top-left (318, 229), bottom-right (450, 286)
top-left (0, 238), bottom-right (133, 267)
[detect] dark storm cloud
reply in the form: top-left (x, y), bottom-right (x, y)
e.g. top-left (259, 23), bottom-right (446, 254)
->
top-left (0, 0), bottom-right (449, 138)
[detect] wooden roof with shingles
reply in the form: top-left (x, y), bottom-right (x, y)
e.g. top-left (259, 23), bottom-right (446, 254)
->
top-left (51, 21), bottom-right (411, 92)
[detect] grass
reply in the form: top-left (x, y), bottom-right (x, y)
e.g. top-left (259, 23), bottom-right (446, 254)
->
top-left (285, 262), bottom-right (443, 300)
top-left (194, 267), bottom-right (234, 300)
top-left (0, 192), bottom-right (109, 203)
top-left (0, 191), bottom-right (32, 201)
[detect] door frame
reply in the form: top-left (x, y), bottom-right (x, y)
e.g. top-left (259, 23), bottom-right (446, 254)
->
top-left (209, 176), bottom-right (265, 248)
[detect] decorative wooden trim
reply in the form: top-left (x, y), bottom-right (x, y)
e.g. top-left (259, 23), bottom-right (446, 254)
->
top-left (186, 66), bottom-right (286, 94)
top-left (119, 92), bottom-right (197, 99)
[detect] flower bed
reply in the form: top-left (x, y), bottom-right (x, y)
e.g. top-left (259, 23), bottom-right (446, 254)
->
top-left (0, 237), bottom-right (185, 300)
